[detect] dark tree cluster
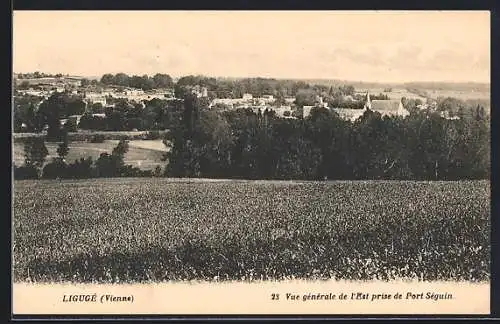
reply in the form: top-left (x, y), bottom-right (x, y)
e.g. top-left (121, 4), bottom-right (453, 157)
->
top-left (16, 72), bottom-right (64, 79)
top-left (171, 75), bottom-right (349, 101)
top-left (13, 95), bottom-right (43, 132)
top-left (100, 73), bottom-right (174, 90)
top-left (78, 98), bottom-right (184, 131)
top-left (327, 98), bottom-right (365, 109)
top-left (14, 92), bottom-right (86, 139)
top-left (164, 96), bottom-right (490, 181)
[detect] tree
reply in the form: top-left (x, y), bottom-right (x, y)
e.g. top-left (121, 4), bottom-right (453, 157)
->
top-left (65, 98), bottom-right (86, 116)
top-left (95, 140), bottom-right (129, 177)
top-left (56, 130), bottom-right (69, 160)
top-left (42, 159), bottom-right (68, 179)
top-left (295, 89), bottom-right (317, 108)
top-left (90, 103), bottom-right (104, 114)
top-left (37, 92), bottom-right (84, 140)
top-left (63, 118), bottom-right (77, 132)
top-left (111, 139), bottom-right (129, 171)
top-left (100, 74), bottom-right (115, 85)
top-left (14, 164), bottom-right (39, 179)
top-left (23, 137), bottom-right (49, 168)
top-left (80, 78), bottom-right (90, 87)
top-left (274, 91), bottom-right (286, 106)
top-left (340, 85), bottom-right (355, 96)
top-left (66, 157), bottom-right (95, 179)
top-left (153, 73), bottom-right (174, 88)
top-left (174, 84), bottom-right (190, 99)
top-left (19, 81), bottom-right (30, 90)
top-left (115, 73), bottom-right (131, 86)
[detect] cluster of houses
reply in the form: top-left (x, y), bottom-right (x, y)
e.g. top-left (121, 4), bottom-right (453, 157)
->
top-left (16, 74), bottom-right (461, 131)
top-left (213, 91), bottom-right (411, 122)
top-left (325, 93), bottom-right (410, 121)
top-left (83, 88), bottom-right (175, 107)
top-left (206, 91), bottom-right (416, 122)
top-left (209, 92), bottom-right (295, 118)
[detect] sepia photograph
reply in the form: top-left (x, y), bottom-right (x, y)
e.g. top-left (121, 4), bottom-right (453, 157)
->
top-left (12, 10), bottom-right (490, 315)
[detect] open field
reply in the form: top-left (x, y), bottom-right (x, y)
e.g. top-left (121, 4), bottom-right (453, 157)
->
top-left (13, 179), bottom-right (490, 283)
top-left (357, 86), bottom-right (489, 103)
top-left (13, 140), bottom-right (168, 171)
top-left (424, 89), bottom-right (490, 101)
top-left (356, 88), bottom-right (427, 101)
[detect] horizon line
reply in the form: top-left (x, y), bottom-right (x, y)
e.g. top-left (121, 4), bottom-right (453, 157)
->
top-left (12, 72), bottom-right (491, 85)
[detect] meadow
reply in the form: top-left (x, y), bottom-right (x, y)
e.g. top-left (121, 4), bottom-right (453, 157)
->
top-left (12, 179), bottom-right (490, 283)
top-left (13, 140), bottom-right (168, 171)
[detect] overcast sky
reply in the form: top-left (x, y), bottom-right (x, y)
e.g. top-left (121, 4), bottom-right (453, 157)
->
top-left (13, 11), bottom-right (490, 83)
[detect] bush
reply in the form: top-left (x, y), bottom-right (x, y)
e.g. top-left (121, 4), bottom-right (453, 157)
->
top-left (63, 119), bottom-right (78, 132)
top-left (153, 165), bottom-right (163, 177)
top-left (66, 157), bottom-right (95, 179)
top-left (42, 160), bottom-right (68, 179)
top-left (145, 130), bottom-right (161, 140)
top-left (121, 165), bottom-right (152, 177)
top-left (14, 165), bottom-right (39, 180)
top-left (89, 134), bottom-right (105, 143)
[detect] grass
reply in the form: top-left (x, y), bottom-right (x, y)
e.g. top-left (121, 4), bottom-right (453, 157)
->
top-left (12, 179), bottom-right (490, 283)
top-left (12, 140), bottom-right (168, 171)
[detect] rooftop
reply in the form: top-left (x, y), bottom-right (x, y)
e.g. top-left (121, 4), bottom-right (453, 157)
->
top-left (370, 100), bottom-right (402, 112)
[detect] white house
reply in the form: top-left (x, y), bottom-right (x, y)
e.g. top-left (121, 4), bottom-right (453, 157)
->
top-left (242, 93), bottom-right (253, 101)
top-left (303, 106), bottom-right (315, 118)
top-left (84, 92), bottom-right (107, 107)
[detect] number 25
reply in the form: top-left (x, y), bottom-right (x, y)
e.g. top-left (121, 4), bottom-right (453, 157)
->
top-left (271, 293), bottom-right (279, 300)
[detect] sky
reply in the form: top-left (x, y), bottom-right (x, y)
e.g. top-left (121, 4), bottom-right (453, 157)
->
top-left (12, 11), bottom-right (490, 83)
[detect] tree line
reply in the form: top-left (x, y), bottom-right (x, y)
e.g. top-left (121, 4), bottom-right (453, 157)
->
top-left (13, 92), bottom-right (490, 181)
top-left (16, 72), bottom-right (65, 79)
top-left (100, 73), bottom-right (174, 90)
top-left (164, 93), bottom-right (490, 181)
top-left (13, 92), bottom-right (184, 135)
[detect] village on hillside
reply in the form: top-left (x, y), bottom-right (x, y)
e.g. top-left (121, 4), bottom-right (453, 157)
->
top-left (13, 72), bottom-right (468, 133)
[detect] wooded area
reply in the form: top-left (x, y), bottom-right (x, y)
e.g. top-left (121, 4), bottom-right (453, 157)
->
top-left (164, 93), bottom-right (490, 180)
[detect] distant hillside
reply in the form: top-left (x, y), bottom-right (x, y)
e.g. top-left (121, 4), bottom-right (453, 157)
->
top-left (302, 79), bottom-right (490, 93)
top-left (14, 73), bottom-right (490, 94)
top-left (215, 76), bottom-right (490, 93)
top-left (403, 82), bottom-right (490, 93)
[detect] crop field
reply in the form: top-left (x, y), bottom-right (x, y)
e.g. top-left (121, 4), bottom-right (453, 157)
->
top-left (12, 140), bottom-right (168, 171)
top-left (13, 179), bottom-right (490, 283)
